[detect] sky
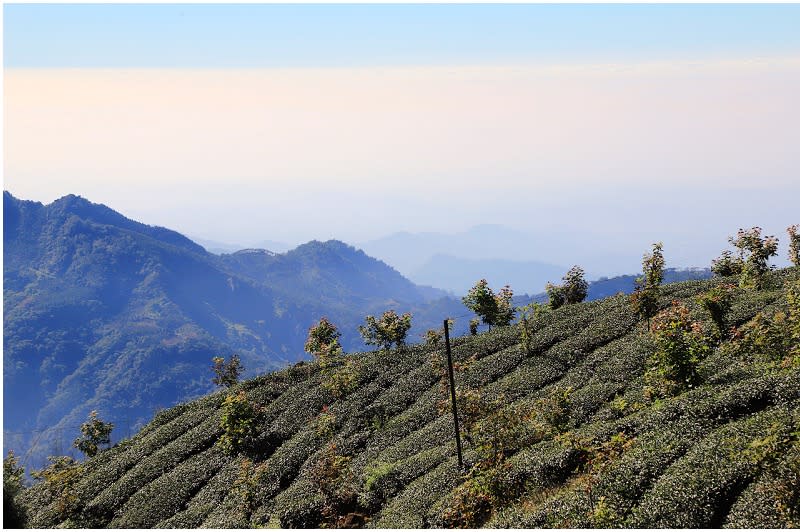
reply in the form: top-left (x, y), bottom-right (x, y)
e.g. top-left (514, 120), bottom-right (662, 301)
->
top-left (4, 4), bottom-right (800, 274)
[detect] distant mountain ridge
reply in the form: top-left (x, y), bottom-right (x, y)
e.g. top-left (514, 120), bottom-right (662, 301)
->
top-left (220, 240), bottom-right (446, 309)
top-left (2, 192), bottom-right (460, 468)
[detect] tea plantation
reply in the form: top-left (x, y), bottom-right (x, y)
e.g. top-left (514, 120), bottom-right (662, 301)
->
top-left (12, 268), bottom-right (800, 528)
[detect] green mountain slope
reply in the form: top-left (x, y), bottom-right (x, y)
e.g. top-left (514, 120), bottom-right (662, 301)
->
top-left (16, 268), bottom-right (799, 528)
top-left (2, 192), bottom-right (461, 470)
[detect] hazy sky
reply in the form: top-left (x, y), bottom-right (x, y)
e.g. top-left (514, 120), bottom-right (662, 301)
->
top-left (4, 4), bottom-right (800, 271)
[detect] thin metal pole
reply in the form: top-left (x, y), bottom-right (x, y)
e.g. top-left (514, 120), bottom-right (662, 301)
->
top-left (443, 319), bottom-right (464, 470)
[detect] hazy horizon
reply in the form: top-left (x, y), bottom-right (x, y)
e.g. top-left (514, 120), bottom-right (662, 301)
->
top-left (4, 4), bottom-right (799, 274)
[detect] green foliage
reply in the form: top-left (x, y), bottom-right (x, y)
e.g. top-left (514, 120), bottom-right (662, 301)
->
top-left (463, 279), bottom-right (514, 327)
top-left (647, 302), bottom-right (710, 395)
top-left (518, 303), bottom-right (551, 354)
top-left (321, 352), bottom-right (361, 399)
top-left (423, 320), bottom-right (452, 347)
top-left (359, 310), bottom-right (413, 350)
top-left (545, 282), bottom-right (567, 309)
top-left (697, 283), bottom-right (736, 338)
top-left (424, 328), bottom-right (442, 347)
top-left (305, 317), bottom-right (342, 357)
top-left (74, 410), bottom-right (114, 458)
top-left (218, 391), bottom-right (260, 455)
top-left (727, 283), bottom-right (799, 367)
top-left (212, 354), bottom-right (244, 388)
top-left (307, 442), bottom-right (363, 527)
top-left (563, 266), bottom-right (589, 304)
top-left (469, 318), bottom-right (479, 336)
top-left (4, 450), bottom-right (25, 498)
top-left (537, 386), bottom-right (575, 434)
top-left (31, 456), bottom-right (84, 522)
top-left (232, 458), bottom-right (270, 519)
top-left (630, 243), bottom-right (665, 323)
top-left (730, 227), bottom-right (779, 288)
top-left (711, 249), bottom-right (744, 277)
top-left (439, 399), bottom-right (542, 528)
top-left (789, 224), bottom-right (800, 267)
top-left (547, 266), bottom-right (589, 310)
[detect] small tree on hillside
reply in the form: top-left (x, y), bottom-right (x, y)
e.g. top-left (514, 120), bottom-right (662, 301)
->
top-left (562, 266), bottom-right (589, 304)
top-left (463, 279), bottom-right (497, 326)
top-left (730, 227), bottom-right (778, 288)
top-left (630, 243), bottom-right (665, 325)
top-left (305, 317), bottom-right (342, 358)
top-left (73, 411), bottom-right (114, 458)
top-left (711, 249), bottom-right (744, 277)
top-left (212, 354), bottom-right (243, 388)
top-left (494, 285), bottom-right (515, 327)
top-left (546, 266), bottom-right (588, 309)
top-left (4, 450), bottom-right (25, 498)
top-left (545, 282), bottom-right (567, 310)
top-left (359, 310), bottom-right (412, 350)
top-left (463, 280), bottom-right (514, 327)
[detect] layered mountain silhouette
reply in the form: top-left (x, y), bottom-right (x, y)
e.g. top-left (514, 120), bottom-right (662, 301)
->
top-left (2, 192), bottom-right (459, 467)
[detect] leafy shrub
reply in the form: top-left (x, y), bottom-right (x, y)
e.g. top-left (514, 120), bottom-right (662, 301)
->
top-left (696, 283), bottom-right (736, 338)
top-left (463, 279), bottom-right (514, 327)
top-left (469, 318), bottom-right (479, 336)
top-left (538, 386), bottom-right (575, 434)
top-left (305, 317), bottom-right (341, 357)
top-left (712, 249), bottom-right (744, 277)
top-left (218, 391), bottom-right (261, 455)
top-left (546, 282), bottom-right (567, 310)
top-left (646, 302), bottom-right (710, 396)
top-left (630, 243), bottom-right (665, 324)
top-left (359, 310), bottom-right (413, 350)
top-left (307, 442), bottom-right (362, 527)
top-left (321, 355), bottom-right (361, 400)
top-left (212, 354), bottom-right (243, 388)
top-left (30, 456), bottom-right (84, 522)
top-left (232, 457), bottom-right (270, 519)
top-left (518, 302), bottom-right (551, 354)
top-left (4, 450), bottom-right (25, 499)
top-left (545, 265), bottom-right (589, 310)
top-left (725, 442), bottom-right (800, 528)
top-left (74, 410), bottom-right (114, 458)
top-left (726, 283), bottom-right (799, 367)
top-left (424, 328), bottom-right (442, 347)
top-left (730, 227), bottom-right (779, 288)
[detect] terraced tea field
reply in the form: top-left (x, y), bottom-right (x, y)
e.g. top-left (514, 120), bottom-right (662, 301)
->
top-left (17, 269), bottom-right (800, 528)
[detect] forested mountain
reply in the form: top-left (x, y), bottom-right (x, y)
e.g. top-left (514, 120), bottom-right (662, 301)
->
top-left (2, 192), bottom-right (460, 469)
top-left (13, 268), bottom-right (800, 528)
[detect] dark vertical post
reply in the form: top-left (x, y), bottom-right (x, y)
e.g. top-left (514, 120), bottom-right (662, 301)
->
top-left (443, 319), bottom-right (464, 470)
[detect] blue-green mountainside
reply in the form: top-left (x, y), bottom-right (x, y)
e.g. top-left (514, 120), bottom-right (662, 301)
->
top-left (2, 192), bottom-right (462, 467)
top-left (11, 265), bottom-right (800, 528)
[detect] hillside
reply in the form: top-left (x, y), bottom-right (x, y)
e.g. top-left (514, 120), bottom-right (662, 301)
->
top-left (15, 268), bottom-right (800, 529)
top-left (2, 192), bottom-right (461, 470)
top-left (219, 240), bottom-right (446, 309)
